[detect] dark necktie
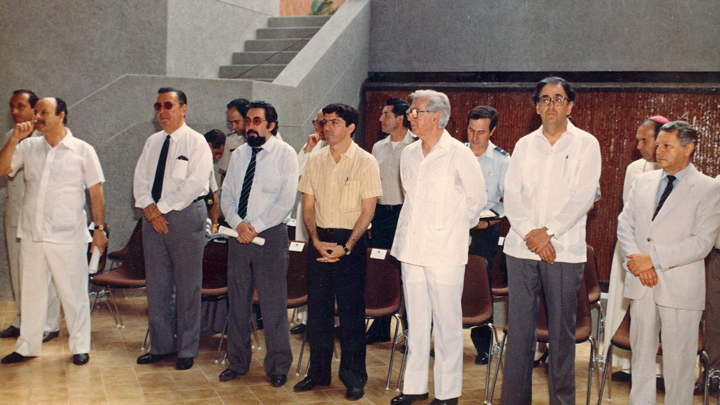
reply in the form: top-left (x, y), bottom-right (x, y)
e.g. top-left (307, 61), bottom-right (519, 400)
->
top-left (151, 135), bottom-right (171, 203)
top-left (238, 147), bottom-right (262, 219)
top-left (653, 175), bottom-right (676, 220)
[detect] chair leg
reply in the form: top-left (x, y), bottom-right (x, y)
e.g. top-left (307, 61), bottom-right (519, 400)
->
top-left (484, 324), bottom-right (496, 404)
top-left (586, 336), bottom-right (596, 405)
top-left (296, 330), bottom-right (308, 376)
top-left (89, 285), bottom-right (101, 314)
top-left (142, 324), bottom-right (150, 351)
top-left (702, 351), bottom-right (709, 405)
top-left (488, 332), bottom-right (507, 403)
top-left (597, 344), bottom-right (614, 405)
top-left (386, 313), bottom-right (402, 390)
top-left (250, 313), bottom-right (262, 351)
top-left (105, 289), bottom-right (124, 328)
top-left (215, 312), bottom-right (229, 363)
top-left (396, 327), bottom-right (409, 392)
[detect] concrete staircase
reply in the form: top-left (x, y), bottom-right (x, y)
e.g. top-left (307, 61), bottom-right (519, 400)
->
top-left (219, 16), bottom-right (331, 82)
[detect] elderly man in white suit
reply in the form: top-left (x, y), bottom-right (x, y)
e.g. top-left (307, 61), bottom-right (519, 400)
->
top-left (617, 120), bottom-right (720, 404)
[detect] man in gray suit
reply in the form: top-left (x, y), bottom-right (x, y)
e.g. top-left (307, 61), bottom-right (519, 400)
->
top-left (133, 87), bottom-right (213, 371)
top-left (617, 121), bottom-right (720, 404)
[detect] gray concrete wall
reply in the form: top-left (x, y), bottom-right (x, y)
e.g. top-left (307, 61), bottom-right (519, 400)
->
top-left (370, 0), bottom-right (720, 72)
top-left (0, 0), bottom-right (168, 129)
top-left (166, 0), bottom-right (278, 78)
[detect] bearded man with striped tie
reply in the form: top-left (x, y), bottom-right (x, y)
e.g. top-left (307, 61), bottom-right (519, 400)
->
top-left (617, 121), bottom-right (720, 404)
top-left (218, 101), bottom-right (298, 387)
top-left (133, 87), bottom-right (213, 371)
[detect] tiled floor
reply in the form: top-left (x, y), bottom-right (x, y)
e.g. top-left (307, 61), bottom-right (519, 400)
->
top-left (0, 295), bottom-right (714, 404)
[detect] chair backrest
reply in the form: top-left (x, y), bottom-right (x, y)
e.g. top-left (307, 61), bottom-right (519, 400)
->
top-left (120, 221), bottom-right (145, 279)
top-left (202, 235), bottom-right (229, 292)
top-left (287, 240), bottom-right (309, 308)
top-left (491, 244), bottom-right (509, 296)
top-left (462, 254), bottom-right (494, 326)
top-left (584, 245), bottom-right (601, 304)
top-left (365, 249), bottom-right (402, 318)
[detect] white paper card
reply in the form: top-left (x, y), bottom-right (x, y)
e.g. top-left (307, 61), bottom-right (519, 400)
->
top-left (370, 248), bottom-right (387, 260)
top-left (289, 241), bottom-right (305, 252)
top-left (287, 218), bottom-right (297, 227)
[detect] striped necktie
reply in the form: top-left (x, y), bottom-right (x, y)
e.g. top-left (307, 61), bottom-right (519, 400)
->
top-left (653, 175), bottom-right (675, 220)
top-left (237, 147), bottom-right (262, 219)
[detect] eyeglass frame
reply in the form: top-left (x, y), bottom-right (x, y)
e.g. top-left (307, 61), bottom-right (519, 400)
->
top-left (153, 101), bottom-right (178, 111)
top-left (536, 95), bottom-right (570, 107)
top-left (406, 108), bottom-right (436, 118)
top-left (244, 117), bottom-right (268, 126)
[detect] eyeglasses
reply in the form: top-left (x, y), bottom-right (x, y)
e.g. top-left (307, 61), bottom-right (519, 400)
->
top-left (244, 117), bottom-right (267, 126)
top-left (537, 96), bottom-right (569, 107)
top-left (406, 108), bottom-right (435, 118)
top-left (153, 102), bottom-right (177, 111)
top-left (312, 119), bottom-right (321, 125)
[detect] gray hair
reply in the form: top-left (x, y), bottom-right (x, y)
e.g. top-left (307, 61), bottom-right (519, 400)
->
top-left (660, 121), bottom-right (698, 156)
top-left (409, 89), bottom-right (451, 129)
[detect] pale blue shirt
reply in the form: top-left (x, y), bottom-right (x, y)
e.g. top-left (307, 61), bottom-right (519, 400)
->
top-left (221, 136), bottom-right (299, 234)
top-left (465, 140), bottom-right (510, 218)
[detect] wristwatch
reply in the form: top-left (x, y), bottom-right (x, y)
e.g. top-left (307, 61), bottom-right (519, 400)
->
top-left (545, 227), bottom-right (554, 237)
top-left (94, 224), bottom-right (105, 232)
top-left (342, 245), bottom-right (351, 255)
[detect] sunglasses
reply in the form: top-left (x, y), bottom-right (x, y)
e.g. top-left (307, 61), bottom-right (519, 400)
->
top-left (244, 117), bottom-right (267, 126)
top-left (153, 102), bottom-right (177, 111)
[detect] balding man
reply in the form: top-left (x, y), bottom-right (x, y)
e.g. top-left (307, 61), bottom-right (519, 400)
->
top-left (0, 97), bottom-right (107, 365)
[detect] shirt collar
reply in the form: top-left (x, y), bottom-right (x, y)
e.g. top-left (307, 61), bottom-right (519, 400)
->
top-left (322, 139), bottom-right (358, 162)
top-left (662, 163), bottom-right (692, 182)
top-left (50, 128), bottom-right (77, 151)
top-left (164, 123), bottom-right (188, 139)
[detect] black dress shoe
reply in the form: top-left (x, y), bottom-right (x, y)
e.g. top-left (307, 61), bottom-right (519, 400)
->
top-left (474, 352), bottom-right (489, 365)
top-left (611, 370), bottom-right (631, 382)
top-left (0, 326), bottom-right (20, 338)
top-left (346, 386), bottom-right (364, 401)
top-left (42, 331), bottom-right (60, 343)
top-left (1, 352), bottom-right (34, 364)
top-left (290, 324), bottom-right (306, 335)
top-left (429, 398), bottom-right (458, 405)
top-left (293, 377), bottom-right (329, 392)
top-left (270, 374), bottom-right (287, 387)
top-left (533, 350), bottom-right (548, 368)
top-left (391, 393), bottom-right (429, 404)
top-left (136, 352), bottom-right (177, 364)
top-left (72, 353), bottom-right (89, 365)
top-left (175, 357), bottom-right (194, 370)
top-left (219, 368), bottom-right (246, 381)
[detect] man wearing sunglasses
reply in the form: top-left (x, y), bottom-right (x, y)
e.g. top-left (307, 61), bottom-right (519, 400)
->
top-left (219, 100), bottom-right (298, 387)
top-left (133, 87), bottom-right (213, 371)
top-left (501, 77), bottom-right (601, 404)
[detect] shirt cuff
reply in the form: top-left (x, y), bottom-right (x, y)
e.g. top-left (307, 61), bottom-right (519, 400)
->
top-left (156, 200), bottom-right (170, 214)
top-left (650, 249), bottom-right (661, 271)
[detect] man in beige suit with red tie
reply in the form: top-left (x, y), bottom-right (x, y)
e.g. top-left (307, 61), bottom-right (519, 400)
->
top-left (617, 120), bottom-right (720, 404)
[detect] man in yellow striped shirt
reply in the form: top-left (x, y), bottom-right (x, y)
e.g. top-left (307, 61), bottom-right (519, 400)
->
top-left (294, 103), bottom-right (382, 401)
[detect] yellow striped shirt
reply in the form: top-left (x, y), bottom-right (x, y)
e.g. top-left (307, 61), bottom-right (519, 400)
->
top-left (298, 141), bottom-right (382, 230)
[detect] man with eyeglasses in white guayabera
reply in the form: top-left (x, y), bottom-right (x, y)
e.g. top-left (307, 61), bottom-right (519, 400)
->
top-left (500, 77), bottom-right (601, 404)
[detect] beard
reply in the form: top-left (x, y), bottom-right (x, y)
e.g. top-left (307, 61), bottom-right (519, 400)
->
top-left (246, 131), bottom-right (267, 147)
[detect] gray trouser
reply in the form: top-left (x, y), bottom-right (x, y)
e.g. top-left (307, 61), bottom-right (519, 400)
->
top-left (500, 255), bottom-right (584, 405)
top-left (226, 224), bottom-right (292, 376)
top-left (143, 200), bottom-right (206, 357)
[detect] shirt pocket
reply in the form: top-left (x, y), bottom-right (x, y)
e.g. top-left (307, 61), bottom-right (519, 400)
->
top-left (172, 158), bottom-right (188, 180)
top-left (340, 180), bottom-right (361, 213)
top-left (52, 207), bottom-right (78, 234)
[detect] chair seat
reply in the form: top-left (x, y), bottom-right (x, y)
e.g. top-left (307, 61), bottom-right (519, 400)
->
top-left (287, 295), bottom-right (308, 309)
top-left (202, 286), bottom-right (228, 297)
top-left (91, 265), bottom-right (145, 288)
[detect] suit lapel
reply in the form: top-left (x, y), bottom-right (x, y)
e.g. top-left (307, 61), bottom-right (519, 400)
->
top-left (652, 165), bottom-right (697, 224)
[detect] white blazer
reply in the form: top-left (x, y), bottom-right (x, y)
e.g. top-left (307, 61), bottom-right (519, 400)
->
top-left (617, 164), bottom-right (720, 310)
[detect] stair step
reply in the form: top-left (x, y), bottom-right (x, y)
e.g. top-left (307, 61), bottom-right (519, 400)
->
top-left (268, 16), bottom-right (331, 28)
top-left (231, 51), bottom-right (298, 65)
top-left (219, 64), bottom-right (287, 79)
top-left (244, 38), bottom-right (311, 52)
top-left (256, 27), bottom-right (320, 40)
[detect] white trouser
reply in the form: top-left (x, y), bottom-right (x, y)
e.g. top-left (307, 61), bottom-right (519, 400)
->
top-left (629, 291), bottom-right (701, 405)
top-left (15, 239), bottom-right (90, 356)
top-left (606, 243), bottom-right (663, 375)
top-left (6, 224), bottom-right (61, 331)
top-left (401, 263), bottom-right (464, 400)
